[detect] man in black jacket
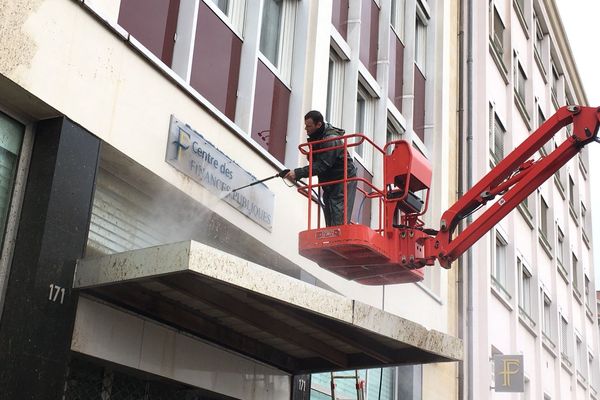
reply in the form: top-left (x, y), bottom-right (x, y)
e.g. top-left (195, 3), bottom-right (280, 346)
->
top-left (285, 111), bottom-right (357, 226)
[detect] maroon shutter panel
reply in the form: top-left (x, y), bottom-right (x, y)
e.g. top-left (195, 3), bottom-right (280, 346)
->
top-left (332, 0), bottom-right (349, 40)
top-left (190, 2), bottom-right (242, 120)
top-left (360, 0), bottom-right (380, 78)
top-left (414, 66), bottom-right (426, 141)
top-left (388, 34), bottom-right (404, 112)
top-left (118, 0), bottom-right (180, 66)
top-left (252, 61), bottom-right (290, 163)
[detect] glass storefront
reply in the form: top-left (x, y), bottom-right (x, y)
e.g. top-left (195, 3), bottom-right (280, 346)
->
top-left (311, 367), bottom-right (395, 399)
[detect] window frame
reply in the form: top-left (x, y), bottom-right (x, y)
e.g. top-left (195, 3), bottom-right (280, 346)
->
top-left (489, 104), bottom-right (506, 165)
top-left (415, 7), bottom-right (428, 73)
top-left (390, 0), bottom-right (406, 41)
top-left (354, 80), bottom-right (376, 171)
top-left (514, 54), bottom-right (527, 107)
top-left (204, 0), bottom-right (246, 36)
top-left (258, 0), bottom-right (297, 83)
top-left (518, 256), bottom-right (534, 321)
top-left (326, 49), bottom-right (346, 127)
top-left (491, 230), bottom-right (510, 298)
top-left (542, 289), bottom-right (553, 341)
top-left (560, 313), bottom-right (571, 365)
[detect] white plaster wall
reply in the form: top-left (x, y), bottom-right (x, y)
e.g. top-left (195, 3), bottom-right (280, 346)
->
top-left (489, 298), bottom-right (512, 351)
top-left (72, 297), bottom-right (291, 400)
top-left (541, 350), bottom-right (557, 398)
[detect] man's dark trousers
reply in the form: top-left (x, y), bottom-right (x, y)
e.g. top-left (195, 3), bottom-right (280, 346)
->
top-left (322, 180), bottom-right (357, 226)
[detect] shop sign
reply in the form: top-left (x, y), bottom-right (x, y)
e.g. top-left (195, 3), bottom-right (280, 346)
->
top-left (166, 116), bottom-right (274, 231)
top-left (493, 354), bottom-right (524, 392)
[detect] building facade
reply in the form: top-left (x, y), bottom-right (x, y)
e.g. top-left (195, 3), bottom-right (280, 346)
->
top-left (465, 0), bottom-right (600, 398)
top-left (0, 1), bottom-right (460, 399)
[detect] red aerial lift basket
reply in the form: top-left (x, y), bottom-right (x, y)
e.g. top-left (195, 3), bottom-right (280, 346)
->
top-left (297, 134), bottom-right (433, 285)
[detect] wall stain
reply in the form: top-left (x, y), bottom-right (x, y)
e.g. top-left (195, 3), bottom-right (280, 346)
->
top-left (0, 0), bottom-right (43, 79)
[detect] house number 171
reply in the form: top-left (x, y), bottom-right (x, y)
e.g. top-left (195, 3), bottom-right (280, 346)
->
top-left (48, 284), bottom-right (66, 304)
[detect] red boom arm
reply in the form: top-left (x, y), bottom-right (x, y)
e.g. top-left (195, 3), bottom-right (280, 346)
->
top-left (431, 105), bottom-right (600, 268)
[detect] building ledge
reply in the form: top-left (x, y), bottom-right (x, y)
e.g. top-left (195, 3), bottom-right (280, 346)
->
top-left (74, 240), bottom-right (462, 374)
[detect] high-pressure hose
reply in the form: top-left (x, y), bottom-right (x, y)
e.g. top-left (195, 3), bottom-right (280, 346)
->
top-left (230, 169), bottom-right (290, 193)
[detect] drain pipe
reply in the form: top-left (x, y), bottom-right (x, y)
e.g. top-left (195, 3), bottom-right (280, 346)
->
top-left (456, 0), bottom-right (466, 398)
top-left (465, 0), bottom-right (475, 398)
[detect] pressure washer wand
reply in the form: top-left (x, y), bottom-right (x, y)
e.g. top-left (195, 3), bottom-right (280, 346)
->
top-left (230, 169), bottom-right (290, 193)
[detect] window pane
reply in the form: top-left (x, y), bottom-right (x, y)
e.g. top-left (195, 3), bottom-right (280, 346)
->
top-left (543, 294), bottom-right (551, 337)
top-left (260, 0), bottom-right (283, 67)
top-left (495, 236), bottom-right (507, 286)
top-left (493, 9), bottom-right (504, 53)
top-left (540, 197), bottom-right (548, 237)
top-left (211, 0), bottom-right (229, 13)
top-left (356, 92), bottom-right (366, 158)
top-left (557, 228), bottom-right (564, 265)
top-left (0, 112), bottom-right (24, 248)
top-left (391, 0), bottom-right (405, 37)
top-left (415, 16), bottom-right (427, 68)
top-left (326, 58), bottom-right (334, 122)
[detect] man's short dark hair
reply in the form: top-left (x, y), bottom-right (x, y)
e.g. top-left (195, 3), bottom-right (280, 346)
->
top-left (304, 110), bottom-right (324, 124)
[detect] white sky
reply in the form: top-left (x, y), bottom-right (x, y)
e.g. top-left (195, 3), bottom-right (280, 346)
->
top-left (554, 0), bottom-right (600, 285)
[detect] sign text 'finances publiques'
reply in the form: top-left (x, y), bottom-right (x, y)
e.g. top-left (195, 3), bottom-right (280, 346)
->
top-left (166, 116), bottom-right (275, 231)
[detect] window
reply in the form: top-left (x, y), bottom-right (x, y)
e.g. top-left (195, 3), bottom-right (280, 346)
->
top-left (556, 226), bottom-right (565, 267)
top-left (415, 12), bottom-right (427, 71)
top-left (568, 175), bottom-right (576, 210)
top-left (539, 196), bottom-right (549, 241)
top-left (0, 112), bottom-right (24, 249)
top-left (391, 0), bottom-right (405, 38)
top-left (534, 14), bottom-right (544, 60)
top-left (572, 253), bottom-right (580, 295)
top-left (211, 0), bottom-right (228, 12)
top-left (492, 231), bottom-right (509, 294)
top-left (576, 336), bottom-right (585, 375)
top-left (518, 258), bottom-right (533, 318)
top-left (588, 353), bottom-right (596, 387)
top-left (260, 0), bottom-right (283, 66)
top-left (326, 50), bottom-right (345, 126)
top-left (259, 0), bottom-right (296, 81)
top-left (490, 4), bottom-right (505, 57)
top-left (514, 55), bottom-right (527, 107)
top-left (585, 275), bottom-right (593, 310)
top-left (542, 291), bottom-right (552, 340)
top-left (551, 61), bottom-right (560, 106)
top-left (581, 202), bottom-right (590, 246)
top-left (386, 117), bottom-right (405, 145)
top-left (489, 105), bottom-right (505, 164)
top-left (355, 83), bottom-right (375, 168)
top-left (515, 0), bottom-right (525, 15)
top-left (560, 314), bottom-right (571, 363)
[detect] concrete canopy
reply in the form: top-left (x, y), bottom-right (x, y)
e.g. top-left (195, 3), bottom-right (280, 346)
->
top-left (74, 241), bottom-right (462, 374)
